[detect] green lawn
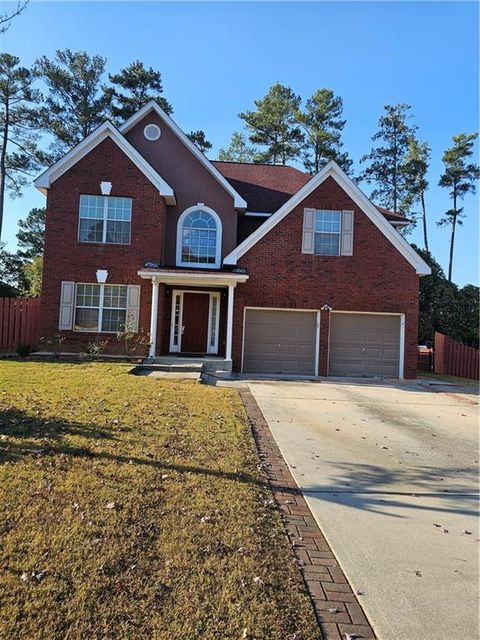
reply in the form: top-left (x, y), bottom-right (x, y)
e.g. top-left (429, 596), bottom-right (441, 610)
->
top-left (417, 370), bottom-right (479, 388)
top-left (0, 361), bottom-right (320, 640)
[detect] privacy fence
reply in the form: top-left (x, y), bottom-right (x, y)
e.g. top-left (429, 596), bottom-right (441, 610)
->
top-left (0, 297), bottom-right (41, 354)
top-left (434, 332), bottom-right (479, 381)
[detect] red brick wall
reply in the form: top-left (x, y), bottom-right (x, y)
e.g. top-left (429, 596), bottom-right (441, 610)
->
top-left (40, 137), bottom-right (167, 355)
top-left (232, 176), bottom-right (420, 378)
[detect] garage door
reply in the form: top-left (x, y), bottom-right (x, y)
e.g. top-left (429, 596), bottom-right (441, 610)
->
top-left (329, 313), bottom-right (401, 378)
top-left (243, 309), bottom-right (317, 375)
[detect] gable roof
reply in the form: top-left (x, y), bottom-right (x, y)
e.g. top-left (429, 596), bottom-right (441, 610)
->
top-left (34, 121), bottom-right (176, 204)
top-left (212, 161), bottom-right (310, 213)
top-left (119, 101), bottom-right (247, 209)
top-left (213, 161), bottom-right (410, 227)
top-left (223, 160), bottom-right (431, 276)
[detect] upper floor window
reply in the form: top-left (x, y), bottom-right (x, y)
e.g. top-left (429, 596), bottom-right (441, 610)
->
top-left (79, 195), bottom-right (132, 245)
top-left (314, 210), bottom-right (342, 256)
top-left (176, 205), bottom-right (222, 268)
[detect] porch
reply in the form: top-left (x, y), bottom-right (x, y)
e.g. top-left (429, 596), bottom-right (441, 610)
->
top-left (137, 267), bottom-right (249, 366)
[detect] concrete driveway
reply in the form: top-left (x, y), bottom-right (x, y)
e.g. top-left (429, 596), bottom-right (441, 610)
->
top-left (248, 378), bottom-right (479, 640)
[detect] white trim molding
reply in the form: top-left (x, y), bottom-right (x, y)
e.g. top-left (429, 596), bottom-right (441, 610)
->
top-left (138, 269), bottom-right (248, 287)
top-left (119, 100), bottom-right (247, 210)
top-left (34, 121), bottom-right (176, 205)
top-left (176, 204), bottom-right (222, 269)
top-left (224, 161), bottom-right (431, 276)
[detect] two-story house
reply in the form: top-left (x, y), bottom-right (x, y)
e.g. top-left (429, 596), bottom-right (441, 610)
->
top-left (34, 100), bottom-right (430, 378)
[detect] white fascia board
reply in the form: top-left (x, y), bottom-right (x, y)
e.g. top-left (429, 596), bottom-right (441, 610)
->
top-left (34, 121), bottom-right (176, 205)
top-left (224, 161), bottom-right (431, 276)
top-left (390, 220), bottom-right (411, 227)
top-left (120, 101), bottom-right (247, 210)
top-left (137, 269), bottom-right (249, 287)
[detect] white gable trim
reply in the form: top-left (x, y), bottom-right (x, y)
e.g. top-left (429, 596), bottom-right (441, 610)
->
top-left (34, 121), bottom-right (176, 205)
top-left (224, 161), bottom-right (431, 276)
top-left (119, 100), bottom-right (247, 210)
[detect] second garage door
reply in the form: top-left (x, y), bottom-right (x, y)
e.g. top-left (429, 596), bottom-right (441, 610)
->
top-left (243, 309), bottom-right (317, 375)
top-left (329, 313), bottom-right (401, 378)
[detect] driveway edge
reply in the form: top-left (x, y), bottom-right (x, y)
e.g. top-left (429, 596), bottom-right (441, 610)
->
top-left (239, 388), bottom-right (377, 640)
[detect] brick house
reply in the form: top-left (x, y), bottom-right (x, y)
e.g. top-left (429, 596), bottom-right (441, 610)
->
top-left (34, 100), bottom-right (430, 378)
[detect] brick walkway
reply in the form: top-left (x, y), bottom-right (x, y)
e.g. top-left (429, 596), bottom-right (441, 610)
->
top-left (239, 388), bottom-right (376, 640)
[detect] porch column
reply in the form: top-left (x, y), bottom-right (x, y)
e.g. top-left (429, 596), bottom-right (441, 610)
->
top-left (225, 283), bottom-right (235, 362)
top-left (149, 278), bottom-right (159, 359)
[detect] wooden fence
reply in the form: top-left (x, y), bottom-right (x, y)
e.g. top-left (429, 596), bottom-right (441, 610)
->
top-left (434, 332), bottom-right (479, 380)
top-left (0, 297), bottom-right (41, 354)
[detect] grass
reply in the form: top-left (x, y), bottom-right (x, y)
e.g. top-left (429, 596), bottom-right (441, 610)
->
top-left (0, 361), bottom-right (321, 640)
top-left (417, 370), bottom-right (479, 388)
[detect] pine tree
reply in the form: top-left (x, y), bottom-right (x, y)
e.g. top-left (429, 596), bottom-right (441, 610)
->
top-left (438, 132), bottom-right (479, 281)
top-left (239, 83), bottom-right (304, 164)
top-left (403, 138), bottom-right (430, 247)
top-left (297, 88), bottom-right (352, 174)
top-left (359, 103), bottom-right (417, 214)
top-left (218, 132), bottom-right (257, 162)
top-left (16, 206), bottom-right (45, 259)
top-left (35, 49), bottom-right (111, 158)
top-left (108, 60), bottom-right (172, 124)
top-left (186, 130), bottom-right (212, 154)
top-left (0, 53), bottom-right (44, 240)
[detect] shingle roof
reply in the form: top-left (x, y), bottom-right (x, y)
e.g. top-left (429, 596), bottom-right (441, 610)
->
top-left (212, 161), bottom-right (310, 213)
top-left (212, 161), bottom-right (407, 223)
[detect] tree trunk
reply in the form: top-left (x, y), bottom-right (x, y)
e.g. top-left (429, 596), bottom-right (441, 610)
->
top-left (447, 188), bottom-right (457, 282)
top-left (421, 190), bottom-right (429, 253)
top-left (0, 100), bottom-right (9, 241)
top-left (392, 126), bottom-right (398, 213)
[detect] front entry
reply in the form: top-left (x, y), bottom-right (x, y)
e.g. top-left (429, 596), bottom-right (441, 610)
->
top-left (169, 290), bottom-right (220, 354)
top-left (182, 293), bottom-right (209, 352)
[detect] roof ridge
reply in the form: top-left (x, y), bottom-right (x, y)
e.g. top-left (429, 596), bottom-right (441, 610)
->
top-left (212, 159), bottom-right (307, 172)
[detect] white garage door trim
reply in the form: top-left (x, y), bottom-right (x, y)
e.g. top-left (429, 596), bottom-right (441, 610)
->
top-left (241, 307), bottom-right (321, 375)
top-left (328, 311), bottom-right (405, 378)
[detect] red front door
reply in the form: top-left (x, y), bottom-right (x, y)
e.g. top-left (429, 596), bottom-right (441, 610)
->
top-left (181, 293), bottom-right (210, 353)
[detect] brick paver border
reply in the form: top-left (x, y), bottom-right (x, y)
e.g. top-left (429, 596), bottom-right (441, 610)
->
top-left (239, 388), bottom-right (376, 640)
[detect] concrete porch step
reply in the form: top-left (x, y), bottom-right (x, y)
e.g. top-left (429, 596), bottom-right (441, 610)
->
top-left (131, 355), bottom-right (232, 379)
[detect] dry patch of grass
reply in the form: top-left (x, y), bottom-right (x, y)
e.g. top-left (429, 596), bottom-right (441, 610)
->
top-left (0, 361), bottom-right (320, 640)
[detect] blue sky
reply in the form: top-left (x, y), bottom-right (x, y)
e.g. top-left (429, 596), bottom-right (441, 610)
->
top-left (1, 1), bottom-right (478, 285)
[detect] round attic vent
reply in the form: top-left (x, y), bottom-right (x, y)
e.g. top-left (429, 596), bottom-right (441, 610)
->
top-left (143, 123), bottom-right (161, 141)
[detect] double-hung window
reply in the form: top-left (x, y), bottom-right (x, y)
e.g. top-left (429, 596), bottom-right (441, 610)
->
top-left (74, 283), bottom-right (128, 332)
top-left (78, 195), bottom-right (132, 244)
top-left (314, 210), bottom-right (342, 256)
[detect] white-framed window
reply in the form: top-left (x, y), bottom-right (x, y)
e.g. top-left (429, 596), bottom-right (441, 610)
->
top-left (78, 195), bottom-right (132, 245)
top-left (176, 205), bottom-right (222, 268)
top-left (74, 283), bottom-right (128, 333)
top-left (314, 210), bottom-right (342, 256)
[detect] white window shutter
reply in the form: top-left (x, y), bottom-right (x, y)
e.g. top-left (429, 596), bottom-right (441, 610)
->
top-left (126, 285), bottom-right (141, 332)
top-left (341, 210), bottom-right (354, 256)
top-left (302, 208), bottom-right (316, 254)
top-left (59, 281), bottom-right (75, 330)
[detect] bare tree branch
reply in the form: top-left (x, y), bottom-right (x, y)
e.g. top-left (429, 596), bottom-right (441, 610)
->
top-left (0, 1), bottom-right (29, 34)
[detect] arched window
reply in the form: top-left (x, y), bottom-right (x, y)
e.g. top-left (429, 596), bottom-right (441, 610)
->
top-left (176, 205), bottom-right (222, 268)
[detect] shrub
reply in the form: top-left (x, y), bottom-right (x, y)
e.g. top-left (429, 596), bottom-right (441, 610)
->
top-left (40, 332), bottom-right (66, 358)
top-left (16, 342), bottom-right (32, 358)
top-left (116, 319), bottom-right (150, 360)
top-left (85, 339), bottom-right (110, 360)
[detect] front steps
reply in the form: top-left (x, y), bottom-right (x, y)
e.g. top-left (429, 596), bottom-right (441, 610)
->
top-left (131, 355), bottom-right (232, 381)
